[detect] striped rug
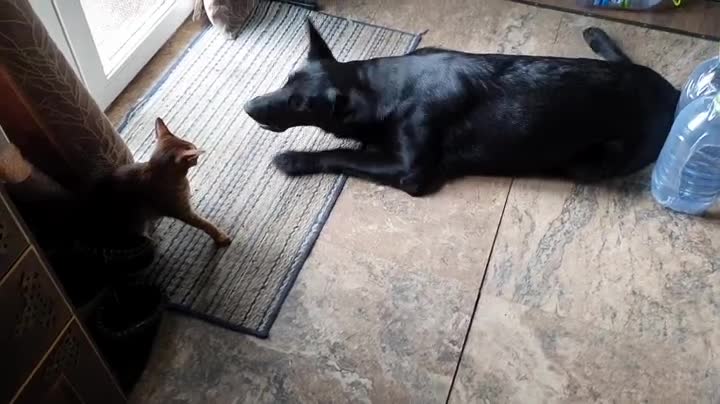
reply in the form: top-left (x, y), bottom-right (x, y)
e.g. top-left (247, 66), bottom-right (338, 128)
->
top-left (117, 1), bottom-right (421, 337)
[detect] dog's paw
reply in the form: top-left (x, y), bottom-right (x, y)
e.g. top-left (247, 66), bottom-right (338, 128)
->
top-left (214, 233), bottom-right (232, 248)
top-left (273, 151), bottom-right (319, 176)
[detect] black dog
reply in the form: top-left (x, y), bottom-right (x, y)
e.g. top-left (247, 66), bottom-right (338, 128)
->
top-left (244, 21), bottom-right (678, 196)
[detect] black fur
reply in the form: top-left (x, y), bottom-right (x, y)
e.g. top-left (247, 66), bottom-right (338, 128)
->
top-left (244, 20), bottom-right (679, 196)
top-left (582, 27), bottom-right (631, 63)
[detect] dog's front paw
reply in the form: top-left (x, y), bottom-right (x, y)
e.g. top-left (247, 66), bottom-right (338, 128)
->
top-left (273, 151), bottom-right (319, 176)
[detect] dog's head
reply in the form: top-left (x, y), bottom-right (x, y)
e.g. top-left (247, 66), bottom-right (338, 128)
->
top-left (244, 19), bottom-right (357, 133)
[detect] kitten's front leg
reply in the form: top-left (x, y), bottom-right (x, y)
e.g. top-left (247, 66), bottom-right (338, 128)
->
top-left (179, 212), bottom-right (232, 247)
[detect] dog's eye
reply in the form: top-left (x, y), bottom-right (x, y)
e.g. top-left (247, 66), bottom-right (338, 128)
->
top-left (288, 94), bottom-right (305, 110)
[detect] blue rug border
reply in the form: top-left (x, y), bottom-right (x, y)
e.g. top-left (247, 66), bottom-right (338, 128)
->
top-left (116, 2), bottom-right (424, 339)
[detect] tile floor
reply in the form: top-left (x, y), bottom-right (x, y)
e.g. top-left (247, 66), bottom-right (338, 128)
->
top-left (105, 0), bottom-right (720, 402)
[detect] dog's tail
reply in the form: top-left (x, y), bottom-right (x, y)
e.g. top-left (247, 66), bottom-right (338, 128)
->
top-left (583, 27), bottom-right (632, 63)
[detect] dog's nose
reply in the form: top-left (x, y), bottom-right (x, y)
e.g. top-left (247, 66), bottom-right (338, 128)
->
top-left (244, 98), bottom-right (260, 118)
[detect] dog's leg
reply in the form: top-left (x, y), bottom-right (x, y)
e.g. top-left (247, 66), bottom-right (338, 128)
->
top-left (176, 212), bottom-right (232, 247)
top-left (274, 149), bottom-right (431, 196)
top-left (566, 137), bottom-right (649, 182)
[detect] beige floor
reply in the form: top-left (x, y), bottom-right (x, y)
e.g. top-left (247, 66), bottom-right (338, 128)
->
top-left (109, 1), bottom-right (720, 403)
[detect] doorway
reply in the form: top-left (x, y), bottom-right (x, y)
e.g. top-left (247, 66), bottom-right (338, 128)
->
top-left (30, 0), bottom-right (193, 109)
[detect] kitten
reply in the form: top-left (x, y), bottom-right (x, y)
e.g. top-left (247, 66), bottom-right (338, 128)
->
top-left (93, 118), bottom-right (231, 247)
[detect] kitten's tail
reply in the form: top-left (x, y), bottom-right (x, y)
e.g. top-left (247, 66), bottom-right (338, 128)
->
top-left (583, 27), bottom-right (632, 63)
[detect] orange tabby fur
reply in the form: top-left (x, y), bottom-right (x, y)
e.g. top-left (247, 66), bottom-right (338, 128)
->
top-left (106, 118), bottom-right (231, 247)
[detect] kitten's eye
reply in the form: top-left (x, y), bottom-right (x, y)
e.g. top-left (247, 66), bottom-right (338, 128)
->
top-left (288, 94), bottom-right (304, 110)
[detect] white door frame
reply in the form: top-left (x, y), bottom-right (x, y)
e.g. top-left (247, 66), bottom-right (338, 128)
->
top-left (31, 0), bottom-right (193, 110)
top-left (29, 0), bottom-right (81, 77)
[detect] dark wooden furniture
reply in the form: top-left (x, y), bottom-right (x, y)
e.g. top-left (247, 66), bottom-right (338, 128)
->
top-left (0, 188), bottom-right (126, 404)
top-left (512, 0), bottom-right (720, 40)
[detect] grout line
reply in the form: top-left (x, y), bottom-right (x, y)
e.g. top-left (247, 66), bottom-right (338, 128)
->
top-left (0, 247), bottom-right (29, 288)
top-left (9, 318), bottom-right (74, 404)
top-left (444, 178), bottom-right (515, 404)
top-left (551, 14), bottom-right (564, 45)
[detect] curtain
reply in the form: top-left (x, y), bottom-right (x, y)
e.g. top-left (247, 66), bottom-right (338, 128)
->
top-left (0, 0), bottom-right (132, 194)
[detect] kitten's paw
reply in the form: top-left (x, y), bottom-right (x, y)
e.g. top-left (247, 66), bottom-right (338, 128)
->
top-left (273, 151), bottom-right (319, 176)
top-left (214, 233), bottom-right (232, 247)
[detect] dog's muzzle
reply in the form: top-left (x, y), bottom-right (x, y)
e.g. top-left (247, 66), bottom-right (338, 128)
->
top-left (244, 96), bottom-right (287, 132)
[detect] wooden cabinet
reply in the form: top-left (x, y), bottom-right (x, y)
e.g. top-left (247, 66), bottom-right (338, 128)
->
top-left (0, 194), bottom-right (29, 278)
top-left (0, 250), bottom-right (72, 403)
top-left (14, 321), bottom-right (125, 404)
top-left (0, 189), bottom-right (125, 404)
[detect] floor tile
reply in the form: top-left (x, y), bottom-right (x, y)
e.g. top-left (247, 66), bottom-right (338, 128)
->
top-left (483, 174), bottom-right (720, 362)
top-left (319, 177), bottom-right (510, 284)
top-left (451, 295), bottom-right (719, 404)
top-left (326, 0), bottom-right (567, 54)
top-left (133, 241), bottom-right (478, 403)
top-left (551, 14), bottom-right (718, 86)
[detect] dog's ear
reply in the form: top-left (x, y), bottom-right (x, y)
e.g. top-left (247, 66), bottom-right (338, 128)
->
top-left (155, 117), bottom-right (173, 139)
top-left (306, 18), bottom-right (334, 61)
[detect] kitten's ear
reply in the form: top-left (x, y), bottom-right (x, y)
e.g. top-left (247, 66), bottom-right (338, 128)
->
top-left (175, 149), bottom-right (205, 166)
top-left (306, 19), bottom-right (335, 62)
top-left (155, 117), bottom-right (173, 139)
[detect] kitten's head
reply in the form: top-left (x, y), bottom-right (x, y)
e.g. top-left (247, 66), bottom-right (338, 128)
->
top-left (150, 118), bottom-right (204, 169)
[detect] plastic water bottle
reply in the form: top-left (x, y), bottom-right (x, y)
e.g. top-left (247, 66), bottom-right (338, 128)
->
top-left (651, 93), bottom-right (720, 215)
top-left (576, 0), bottom-right (682, 10)
top-left (676, 56), bottom-right (720, 116)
